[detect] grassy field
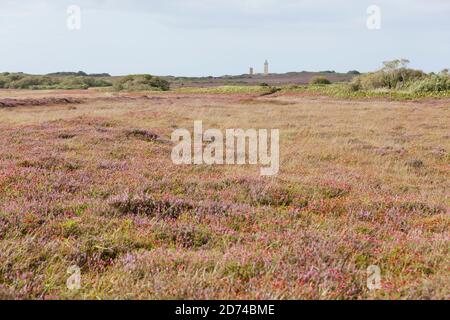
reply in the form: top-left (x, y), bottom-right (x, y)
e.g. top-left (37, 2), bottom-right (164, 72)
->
top-left (0, 89), bottom-right (449, 299)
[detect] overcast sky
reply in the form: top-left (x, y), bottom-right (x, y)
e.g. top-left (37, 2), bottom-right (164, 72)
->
top-left (0, 0), bottom-right (449, 76)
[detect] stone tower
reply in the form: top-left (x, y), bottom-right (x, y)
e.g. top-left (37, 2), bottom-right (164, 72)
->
top-left (264, 60), bottom-right (269, 76)
top-left (249, 67), bottom-right (254, 76)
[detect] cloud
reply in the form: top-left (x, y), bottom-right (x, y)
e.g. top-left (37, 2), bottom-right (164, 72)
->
top-left (2, 0), bottom-right (449, 29)
top-left (0, 0), bottom-right (448, 75)
top-left (0, 0), bottom-right (362, 28)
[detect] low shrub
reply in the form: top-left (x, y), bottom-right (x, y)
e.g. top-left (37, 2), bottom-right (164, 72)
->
top-left (0, 73), bottom-right (112, 90)
top-left (113, 74), bottom-right (170, 91)
top-left (349, 60), bottom-right (449, 94)
top-left (310, 76), bottom-right (331, 85)
top-left (408, 73), bottom-right (450, 93)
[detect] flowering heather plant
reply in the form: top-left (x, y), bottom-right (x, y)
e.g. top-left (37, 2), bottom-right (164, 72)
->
top-left (109, 193), bottom-right (194, 219)
top-left (109, 193), bottom-right (253, 219)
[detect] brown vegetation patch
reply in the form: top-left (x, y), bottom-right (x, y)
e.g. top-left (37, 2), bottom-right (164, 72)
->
top-left (108, 193), bottom-right (249, 219)
top-left (57, 133), bottom-right (77, 140)
top-left (125, 129), bottom-right (167, 143)
top-left (405, 159), bottom-right (425, 169)
top-left (0, 97), bottom-right (82, 108)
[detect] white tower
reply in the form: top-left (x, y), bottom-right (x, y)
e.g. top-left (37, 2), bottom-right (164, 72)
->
top-left (264, 60), bottom-right (269, 76)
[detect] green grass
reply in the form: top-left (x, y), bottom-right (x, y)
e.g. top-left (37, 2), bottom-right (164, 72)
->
top-left (174, 85), bottom-right (270, 94)
top-left (282, 84), bottom-right (450, 100)
top-left (173, 83), bottom-right (450, 100)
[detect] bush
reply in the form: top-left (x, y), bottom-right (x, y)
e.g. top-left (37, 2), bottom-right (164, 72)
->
top-left (59, 76), bottom-right (111, 89)
top-left (351, 60), bottom-right (449, 94)
top-left (113, 74), bottom-right (170, 91)
top-left (310, 76), bottom-right (331, 85)
top-left (351, 59), bottom-right (426, 91)
top-left (47, 71), bottom-right (111, 77)
top-left (0, 73), bottom-right (112, 90)
top-left (7, 73), bottom-right (25, 81)
top-left (47, 71), bottom-right (88, 77)
top-left (5, 76), bottom-right (56, 89)
top-left (409, 73), bottom-right (450, 93)
top-left (353, 69), bottom-right (425, 90)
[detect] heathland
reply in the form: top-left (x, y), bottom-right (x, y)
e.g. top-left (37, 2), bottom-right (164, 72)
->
top-left (0, 60), bottom-right (449, 299)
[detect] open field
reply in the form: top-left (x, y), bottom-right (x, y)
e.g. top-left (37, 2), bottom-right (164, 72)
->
top-left (0, 89), bottom-right (449, 299)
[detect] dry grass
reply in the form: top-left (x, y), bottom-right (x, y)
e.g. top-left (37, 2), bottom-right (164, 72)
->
top-left (0, 90), bottom-right (449, 299)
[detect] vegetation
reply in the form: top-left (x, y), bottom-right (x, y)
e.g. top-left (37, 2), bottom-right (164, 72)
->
top-left (408, 71), bottom-right (450, 93)
top-left (46, 71), bottom-right (111, 77)
top-left (113, 74), bottom-right (170, 92)
top-left (310, 76), bottom-right (331, 85)
top-left (275, 60), bottom-right (450, 100)
top-left (0, 60), bottom-right (447, 300)
top-left (0, 89), bottom-right (448, 299)
top-left (350, 59), bottom-right (450, 93)
top-left (284, 83), bottom-right (450, 100)
top-left (0, 73), bottom-right (111, 90)
top-left (175, 85), bottom-right (269, 94)
top-left (0, 73), bottom-right (171, 91)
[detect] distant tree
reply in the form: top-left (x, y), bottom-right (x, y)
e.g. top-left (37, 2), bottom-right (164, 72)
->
top-left (89, 73), bottom-right (111, 77)
top-left (382, 59), bottom-right (410, 71)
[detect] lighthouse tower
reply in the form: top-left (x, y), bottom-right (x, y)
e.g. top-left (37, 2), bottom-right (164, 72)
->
top-left (264, 60), bottom-right (269, 76)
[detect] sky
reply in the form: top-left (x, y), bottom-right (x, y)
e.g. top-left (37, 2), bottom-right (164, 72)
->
top-left (0, 0), bottom-right (449, 76)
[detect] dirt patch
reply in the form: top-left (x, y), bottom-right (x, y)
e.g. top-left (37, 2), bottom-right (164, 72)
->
top-left (240, 98), bottom-right (296, 106)
top-left (0, 97), bottom-right (82, 108)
